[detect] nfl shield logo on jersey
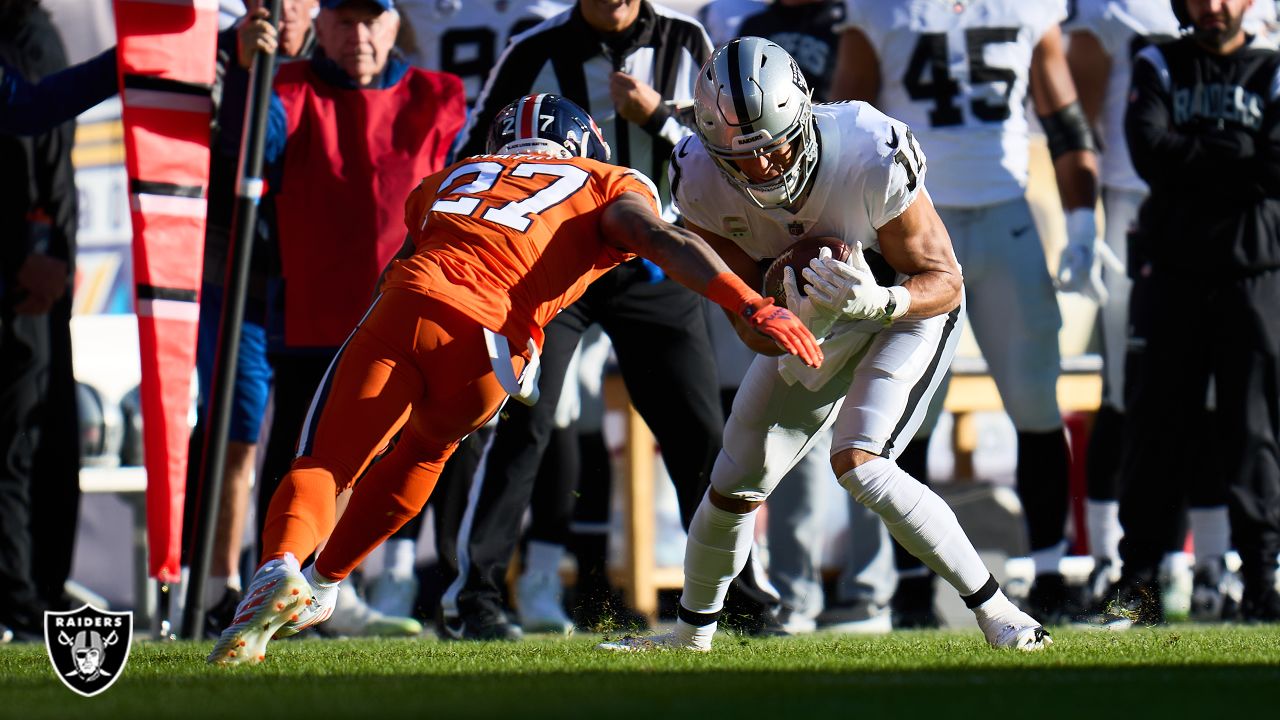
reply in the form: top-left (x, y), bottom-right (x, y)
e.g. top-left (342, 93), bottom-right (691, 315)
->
top-left (44, 605), bottom-right (133, 697)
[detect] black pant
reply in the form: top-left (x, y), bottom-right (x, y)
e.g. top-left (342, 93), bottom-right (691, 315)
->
top-left (255, 352), bottom-right (334, 552)
top-left (1120, 267), bottom-right (1280, 591)
top-left (0, 293), bottom-right (79, 624)
top-left (437, 264), bottom-right (723, 618)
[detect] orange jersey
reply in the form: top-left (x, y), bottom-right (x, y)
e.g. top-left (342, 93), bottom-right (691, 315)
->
top-left (383, 154), bottom-right (660, 347)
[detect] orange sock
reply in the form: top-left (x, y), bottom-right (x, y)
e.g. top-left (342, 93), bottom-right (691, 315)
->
top-left (314, 434), bottom-right (451, 581)
top-left (260, 460), bottom-right (339, 566)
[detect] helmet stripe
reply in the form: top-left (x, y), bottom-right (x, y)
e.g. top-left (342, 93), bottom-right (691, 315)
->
top-left (518, 94), bottom-right (539, 139)
top-left (725, 40), bottom-right (754, 134)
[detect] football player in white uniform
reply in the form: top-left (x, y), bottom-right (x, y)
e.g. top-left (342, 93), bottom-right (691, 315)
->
top-left (396, 0), bottom-right (569, 103)
top-left (830, 0), bottom-right (1102, 624)
top-left (599, 37), bottom-right (1051, 652)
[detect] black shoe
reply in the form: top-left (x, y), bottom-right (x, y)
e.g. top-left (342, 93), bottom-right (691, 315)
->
top-left (1240, 586), bottom-right (1280, 623)
top-left (0, 605), bottom-right (46, 643)
top-left (570, 585), bottom-right (650, 634)
top-left (1084, 559), bottom-right (1118, 605)
top-left (204, 588), bottom-right (244, 639)
top-left (1077, 577), bottom-right (1164, 628)
top-left (891, 575), bottom-right (940, 629)
top-left (436, 606), bottom-right (523, 641)
top-left (1025, 572), bottom-right (1080, 625)
top-left (718, 583), bottom-right (787, 636)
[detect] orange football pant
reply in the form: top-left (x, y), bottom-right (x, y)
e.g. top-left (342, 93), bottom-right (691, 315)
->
top-left (260, 288), bottom-right (524, 581)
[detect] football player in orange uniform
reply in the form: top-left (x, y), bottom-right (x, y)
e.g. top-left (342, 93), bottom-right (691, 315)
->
top-left (208, 94), bottom-right (821, 664)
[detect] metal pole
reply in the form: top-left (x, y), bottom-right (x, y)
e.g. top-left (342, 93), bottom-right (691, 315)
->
top-left (183, 0), bottom-right (283, 639)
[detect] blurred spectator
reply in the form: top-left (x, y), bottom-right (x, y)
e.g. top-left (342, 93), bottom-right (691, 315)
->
top-left (1108, 0), bottom-right (1280, 625)
top-left (0, 0), bottom-right (79, 641)
top-left (432, 0), bottom-right (742, 641)
top-left (396, 0), bottom-right (568, 104)
top-left (696, 0), bottom-right (765, 47)
top-left (254, 0), bottom-right (464, 636)
top-left (831, 0), bottom-right (1100, 626)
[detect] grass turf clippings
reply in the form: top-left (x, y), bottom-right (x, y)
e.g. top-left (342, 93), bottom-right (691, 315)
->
top-left (1, 625), bottom-right (1277, 719)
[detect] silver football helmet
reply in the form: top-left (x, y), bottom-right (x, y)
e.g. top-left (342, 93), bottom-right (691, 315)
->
top-left (693, 37), bottom-right (818, 209)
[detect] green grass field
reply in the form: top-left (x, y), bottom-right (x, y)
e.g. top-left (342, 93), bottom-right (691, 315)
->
top-left (2, 626), bottom-right (1278, 719)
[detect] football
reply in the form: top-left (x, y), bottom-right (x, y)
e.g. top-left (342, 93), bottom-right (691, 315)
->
top-left (761, 236), bottom-right (851, 307)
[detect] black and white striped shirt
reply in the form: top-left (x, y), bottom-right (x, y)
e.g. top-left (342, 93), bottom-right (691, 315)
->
top-left (456, 1), bottom-right (711, 218)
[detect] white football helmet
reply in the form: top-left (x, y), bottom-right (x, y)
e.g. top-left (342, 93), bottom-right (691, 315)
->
top-left (693, 37), bottom-right (818, 209)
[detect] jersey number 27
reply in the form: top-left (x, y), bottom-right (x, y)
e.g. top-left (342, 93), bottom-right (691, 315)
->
top-left (430, 160), bottom-right (590, 233)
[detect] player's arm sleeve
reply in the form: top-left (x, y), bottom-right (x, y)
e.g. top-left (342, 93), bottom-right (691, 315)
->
top-left (866, 121), bottom-right (927, 229)
top-left (1125, 48), bottom-right (1255, 191)
top-left (0, 47), bottom-right (117, 135)
top-left (641, 28), bottom-right (712, 147)
top-left (455, 39), bottom-right (546, 158)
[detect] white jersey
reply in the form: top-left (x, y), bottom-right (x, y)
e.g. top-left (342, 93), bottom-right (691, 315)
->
top-left (1064, 1), bottom-right (1179, 193)
top-left (671, 101), bottom-right (923, 263)
top-left (697, 0), bottom-right (768, 47)
top-left (396, 0), bottom-right (570, 103)
top-left (1245, 0), bottom-right (1280, 39)
top-left (840, 0), bottom-right (1066, 207)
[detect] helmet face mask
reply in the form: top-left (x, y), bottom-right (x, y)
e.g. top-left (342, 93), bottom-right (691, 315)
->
top-left (694, 37), bottom-right (819, 209)
top-left (486, 94), bottom-right (611, 163)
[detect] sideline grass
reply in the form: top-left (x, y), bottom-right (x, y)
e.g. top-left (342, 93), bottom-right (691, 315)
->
top-left (2, 626), bottom-right (1278, 719)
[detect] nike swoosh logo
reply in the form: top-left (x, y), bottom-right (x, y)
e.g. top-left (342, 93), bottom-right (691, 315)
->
top-left (677, 138), bottom-right (691, 158)
top-left (1011, 224), bottom-right (1033, 237)
top-left (885, 127), bottom-right (899, 150)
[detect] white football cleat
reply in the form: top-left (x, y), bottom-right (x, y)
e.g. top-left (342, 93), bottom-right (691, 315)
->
top-left (975, 595), bottom-right (1053, 652)
top-left (368, 571), bottom-right (419, 619)
top-left (208, 554), bottom-right (328, 665)
top-left (596, 631), bottom-right (711, 653)
top-left (517, 570), bottom-right (573, 635)
top-left (322, 581), bottom-right (422, 638)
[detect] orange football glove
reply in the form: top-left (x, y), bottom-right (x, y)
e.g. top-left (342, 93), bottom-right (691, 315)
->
top-left (740, 297), bottom-right (824, 368)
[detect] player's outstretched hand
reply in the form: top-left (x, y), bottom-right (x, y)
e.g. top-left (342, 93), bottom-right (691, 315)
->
top-left (740, 297), bottom-right (824, 368)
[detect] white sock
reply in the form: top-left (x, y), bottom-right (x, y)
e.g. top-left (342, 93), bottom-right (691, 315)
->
top-left (1030, 540), bottom-right (1067, 577)
top-left (1087, 499), bottom-right (1122, 565)
top-left (303, 564), bottom-right (340, 610)
top-left (1189, 506), bottom-right (1231, 568)
top-left (672, 618), bottom-right (717, 650)
top-left (524, 540), bottom-right (565, 577)
top-left (838, 457), bottom-right (990, 597)
top-left (226, 572), bottom-right (242, 592)
top-left (679, 494), bottom-right (758, 616)
top-left (385, 538), bottom-right (417, 580)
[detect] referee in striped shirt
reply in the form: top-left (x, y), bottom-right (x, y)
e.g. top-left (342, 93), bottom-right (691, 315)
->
top-left (434, 0), bottom-right (780, 640)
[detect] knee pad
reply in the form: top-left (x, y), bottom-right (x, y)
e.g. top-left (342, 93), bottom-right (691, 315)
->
top-left (837, 457), bottom-right (922, 517)
top-left (710, 449), bottom-right (772, 504)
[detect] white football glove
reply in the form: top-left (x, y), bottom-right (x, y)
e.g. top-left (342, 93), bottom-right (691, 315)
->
top-left (1056, 208), bottom-right (1109, 305)
top-left (782, 265), bottom-right (837, 338)
top-left (801, 243), bottom-right (911, 324)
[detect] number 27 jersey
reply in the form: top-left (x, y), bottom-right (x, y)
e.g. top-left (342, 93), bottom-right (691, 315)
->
top-left (840, 0), bottom-right (1066, 207)
top-left (383, 155), bottom-right (659, 348)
